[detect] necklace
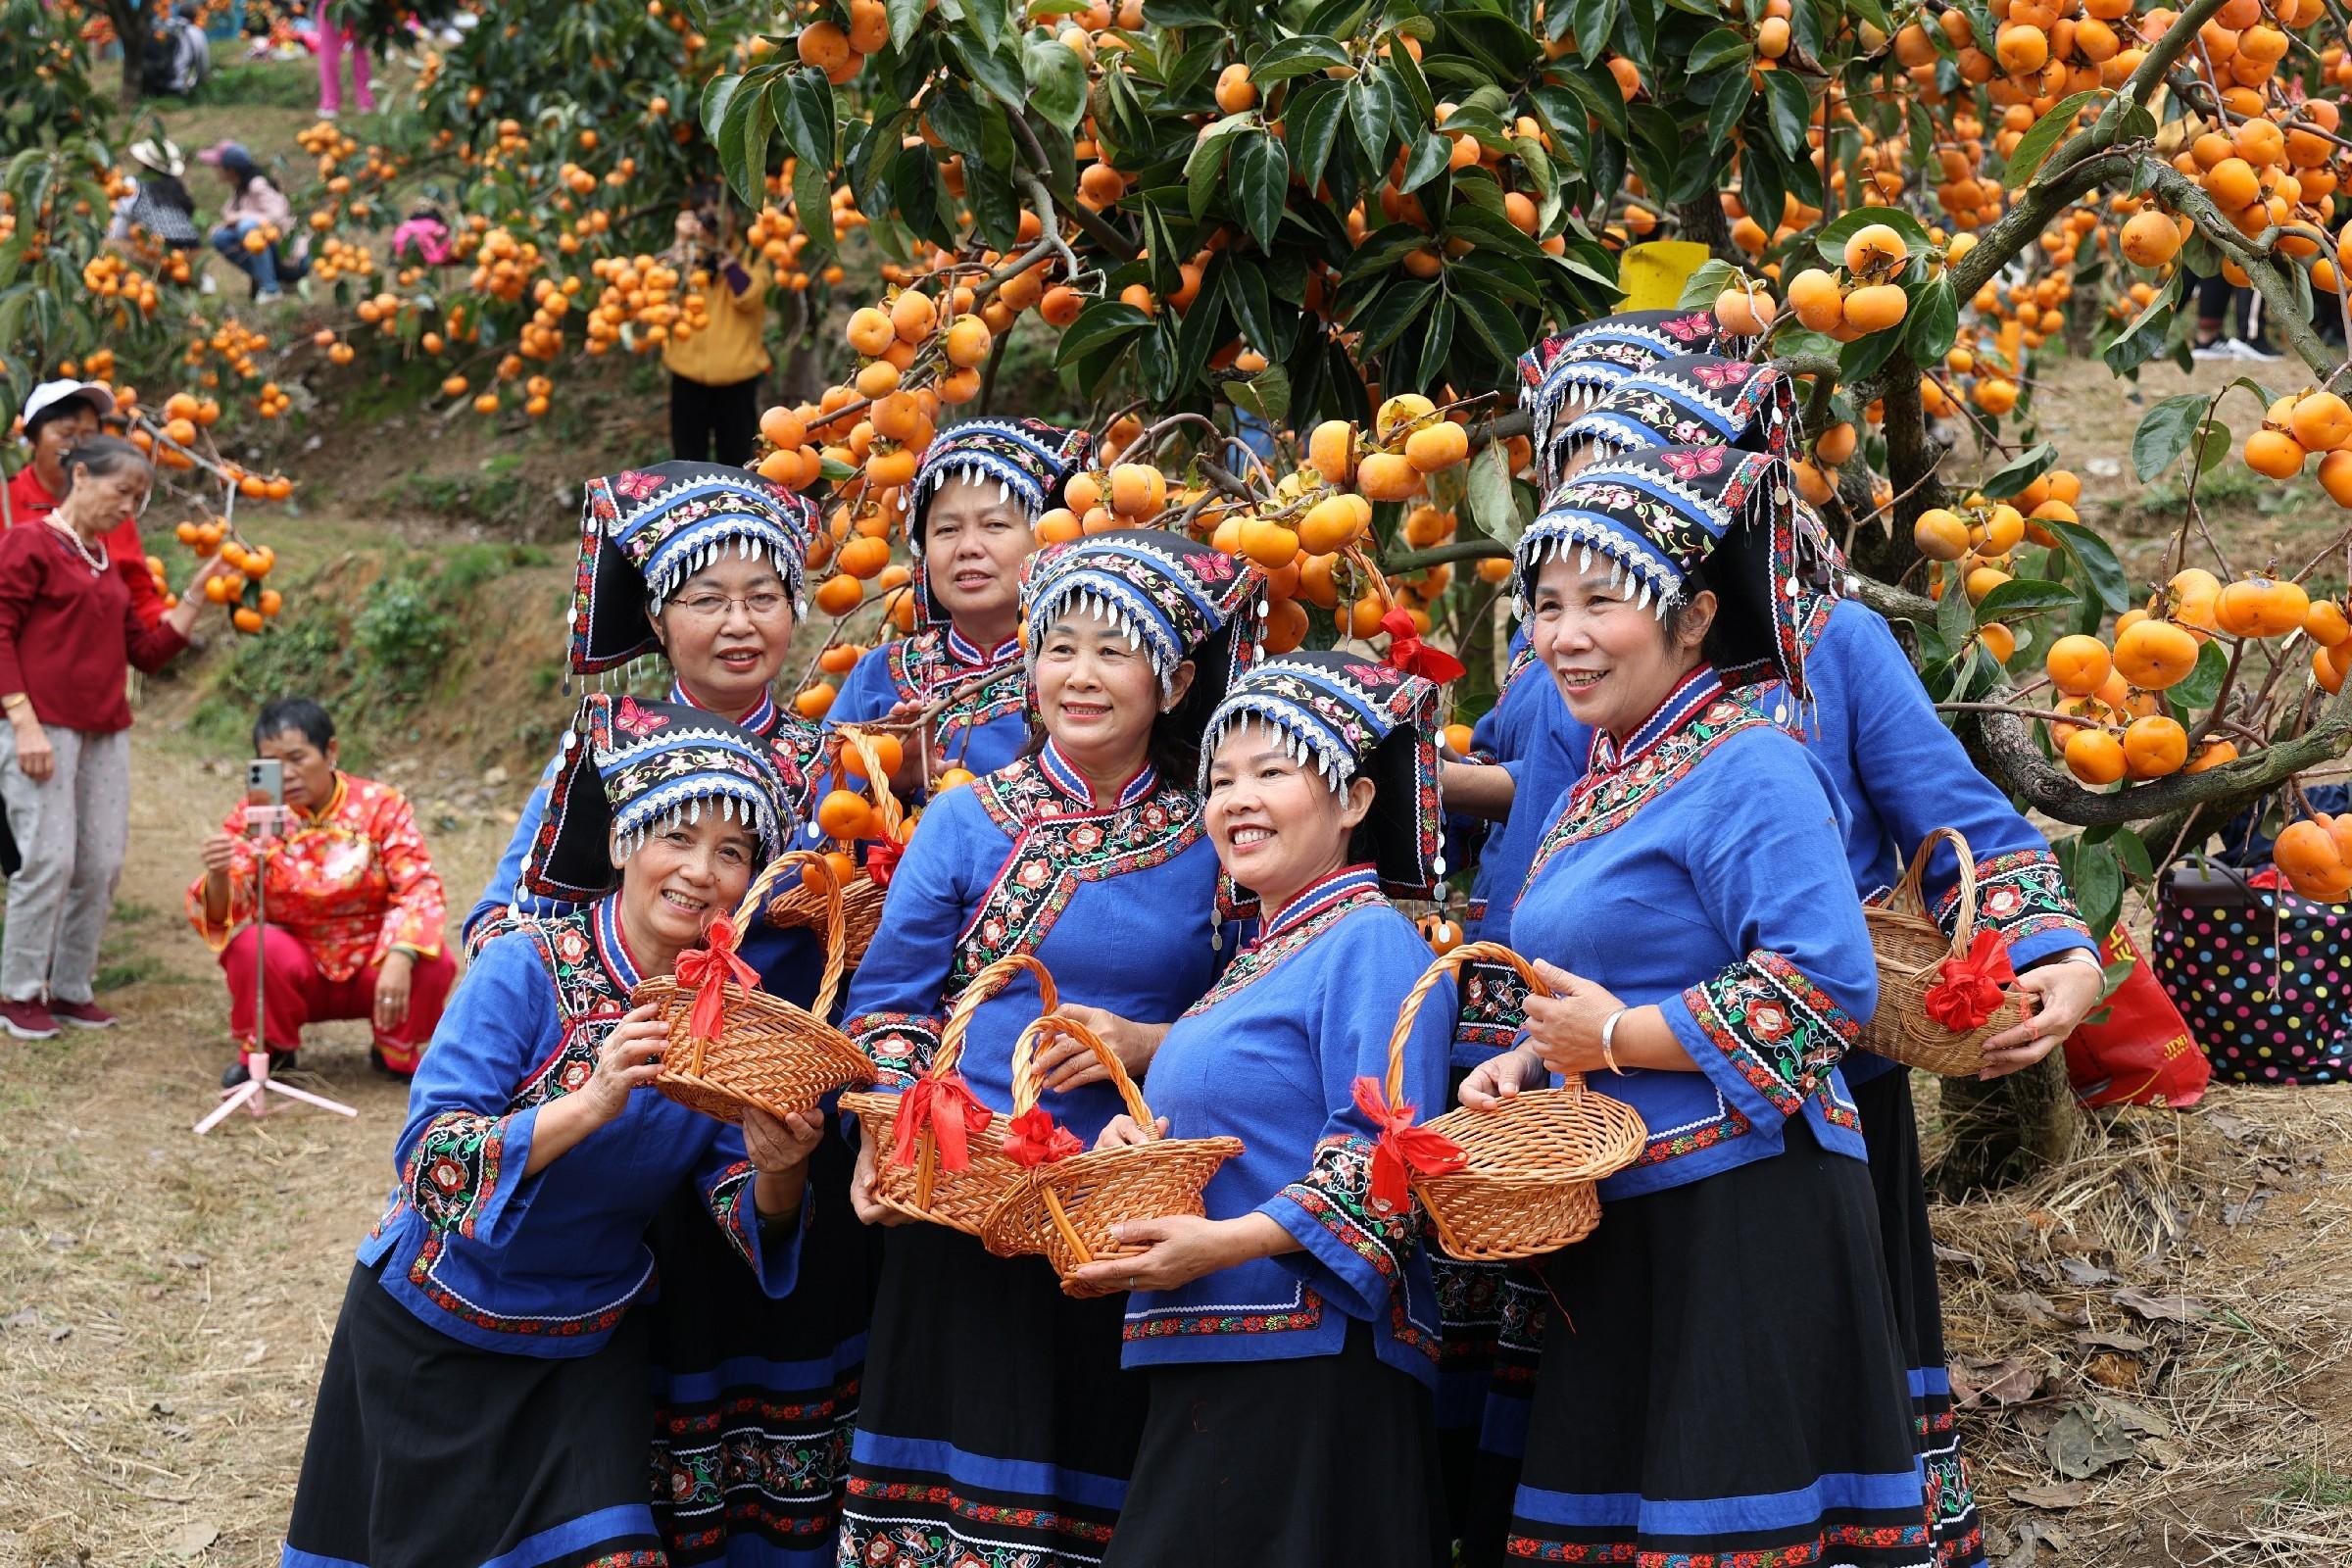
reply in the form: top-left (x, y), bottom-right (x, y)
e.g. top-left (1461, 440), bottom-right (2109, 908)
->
top-left (46, 517), bottom-right (109, 577)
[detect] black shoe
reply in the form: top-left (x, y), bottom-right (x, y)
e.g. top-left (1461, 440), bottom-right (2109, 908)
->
top-left (220, 1051), bottom-right (299, 1088)
top-left (368, 1047), bottom-right (414, 1081)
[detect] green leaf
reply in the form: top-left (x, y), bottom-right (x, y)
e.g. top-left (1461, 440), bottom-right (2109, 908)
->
top-left (1465, 438), bottom-right (1523, 545)
top-left (795, 151), bottom-right (837, 260)
top-left (1983, 440), bottom-right (2059, 499)
top-left (1285, 79), bottom-right (1348, 191)
top-left (700, 74), bottom-right (740, 146)
top-left (1230, 130), bottom-right (1291, 252)
top-left (2167, 637), bottom-right (2231, 713)
top-left (1224, 365), bottom-right (1291, 428)
top-left (2101, 270), bottom-right (2184, 377)
top-left (2132, 393), bottom-right (2211, 482)
top-left (1184, 115), bottom-right (1250, 218)
top-left (1349, 74), bottom-right (1397, 162)
top-left (955, 30), bottom-right (1029, 109)
top-left (1451, 284), bottom-right (1530, 366)
top-left (2041, 517), bottom-right (2131, 612)
top-left (1936, 562), bottom-right (1977, 658)
top-left (1974, 578), bottom-right (2078, 622)
top-left (1350, 277), bottom-right (1436, 356)
top-left (1812, 204), bottom-right (1933, 267)
top-left (1760, 70), bottom-right (1813, 160)
top-left (1054, 299), bottom-right (1154, 368)
top-left (889, 0), bottom-right (927, 50)
top-left (1024, 38), bottom-right (1090, 131)
top-left (1905, 274), bottom-right (1958, 364)
top-left (1704, 71), bottom-right (1754, 154)
top-left (1400, 130), bottom-right (1453, 193)
top-left (2193, 417), bottom-right (2233, 476)
top-left (2068, 841), bottom-right (2125, 937)
top-left (1251, 34), bottom-right (1352, 82)
top-left (715, 76), bottom-right (771, 206)
top-left (2002, 88), bottom-right (2101, 188)
top-left (779, 69), bottom-right (836, 167)
top-left (1684, 26), bottom-right (1753, 74)
top-left (1679, 256), bottom-right (1737, 310)
top-left (1387, 35), bottom-right (1438, 125)
top-left (2111, 828), bottom-right (2155, 884)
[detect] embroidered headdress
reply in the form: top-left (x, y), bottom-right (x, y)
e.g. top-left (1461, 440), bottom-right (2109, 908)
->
top-left (1554, 354), bottom-right (1795, 472)
top-left (569, 462), bottom-right (818, 675)
top-left (1517, 310), bottom-right (1740, 490)
top-left (523, 693), bottom-right (790, 903)
top-left (1514, 445), bottom-right (1815, 705)
top-left (1200, 651), bottom-right (1446, 906)
top-left (1019, 527), bottom-right (1268, 751)
top-left (905, 417), bottom-right (1093, 626)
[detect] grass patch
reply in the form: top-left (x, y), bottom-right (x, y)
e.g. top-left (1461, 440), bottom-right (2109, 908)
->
top-left (183, 58), bottom-right (320, 111)
top-left (111, 900), bottom-right (158, 927)
top-left (2271, 1458), bottom-right (2352, 1507)
top-left (93, 956), bottom-right (168, 993)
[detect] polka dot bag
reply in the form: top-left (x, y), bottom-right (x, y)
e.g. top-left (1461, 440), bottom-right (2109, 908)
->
top-left (2152, 863), bottom-right (2352, 1084)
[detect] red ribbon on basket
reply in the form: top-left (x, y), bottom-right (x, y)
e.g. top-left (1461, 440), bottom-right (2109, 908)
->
top-left (1382, 607), bottom-right (1467, 684)
top-left (893, 1071), bottom-right (995, 1171)
top-left (865, 831), bottom-right (906, 890)
top-left (1352, 1076), bottom-right (1465, 1216)
top-left (1923, 929), bottom-right (2016, 1032)
top-left (674, 914), bottom-right (760, 1042)
top-left (1002, 1105), bottom-right (1083, 1167)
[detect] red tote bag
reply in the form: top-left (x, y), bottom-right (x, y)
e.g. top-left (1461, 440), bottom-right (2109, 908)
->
top-left (2061, 925), bottom-right (2210, 1108)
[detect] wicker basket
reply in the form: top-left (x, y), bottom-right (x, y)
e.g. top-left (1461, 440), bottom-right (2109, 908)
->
top-left (753, 726), bottom-right (905, 964)
top-left (1860, 826), bottom-right (2027, 1076)
top-left (1399, 942), bottom-right (1648, 1262)
top-left (642, 853), bottom-right (875, 1123)
top-left (978, 1014), bottom-right (1244, 1296)
top-left (838, 953), bottom-right (1054, 1235)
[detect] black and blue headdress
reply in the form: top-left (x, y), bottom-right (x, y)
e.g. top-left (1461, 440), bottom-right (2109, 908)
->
top-left (1517, 309), bottom-right (1741, 488)
top-left (1555, 354), bottom-right (1795, 471)
top-left (1200, 651), bottom-right (1446, 906)
top-left (523, 694), bottom-right (791, 903)
top-left (570, 462), bottom-right (818, 675)
top-left (1514, 445), bottom-right (1813, 705)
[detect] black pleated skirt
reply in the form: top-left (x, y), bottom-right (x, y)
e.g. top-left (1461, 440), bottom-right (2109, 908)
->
top-left (1854, 1068), bottom-right (1986, 1568)
top-left (1106, 1317), bottom-right (1448, 1568)
top-left (645, 1117), bottom-right (875, 1565)
top-left (282, 1258), bottom-right (664, 1568)
top-left (1505, 1120), bottom-right (1933, 1566)
top-left (837, 1221), bottom-right (1142, 1567)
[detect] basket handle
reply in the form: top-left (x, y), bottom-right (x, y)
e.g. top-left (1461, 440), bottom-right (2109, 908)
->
top-left (834, 724), bottom-right (906, 844)
top-left (933, 952), bottom-right (1058, 1079)
top-left (1890, 826), bottom-right (1980, 954)
top-left (1388, 940), bottom-right (1562, 1106)
top-left (729, 848), bottom-right (852, 1017)
top-left (1007, 1012), bottom-right (1156, 1132)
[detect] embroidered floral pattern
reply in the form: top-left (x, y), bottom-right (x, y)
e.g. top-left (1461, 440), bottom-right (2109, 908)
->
top-left (954, 758), bottom-right (1203, 982)
top-left (1434, 1256), bottom-right (1505, 1368)
top-left (1123, 1290), bottom-right (1326, 1342)
top-left (845, 1009), bottom-right (946, 1082)
top-left (1681, 950), bottom-right (1861, 1117)
top-left (884, 633), bottom-right (1028, 758)
top-left (1455, 956), bottom-right (1532, 1054)
top-left (839, 1480), bottom-right (1116, 1567)
top-left (1929, 847), bottom-right (2089, 950)
top-left (1275, 1136), bottom-right (1438, 1364)
top-left (705, 1160), bottom-right (760, 1269)
top-left (1503, 1518), bottom-right (1934, 1564)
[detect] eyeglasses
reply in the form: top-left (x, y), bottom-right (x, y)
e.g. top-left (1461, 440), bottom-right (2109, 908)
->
top-left (670, 592), bottom-right (792, 621)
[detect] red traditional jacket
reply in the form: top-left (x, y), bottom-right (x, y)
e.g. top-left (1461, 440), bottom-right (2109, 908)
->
top-left (185, 772), bottom-right (446, 980)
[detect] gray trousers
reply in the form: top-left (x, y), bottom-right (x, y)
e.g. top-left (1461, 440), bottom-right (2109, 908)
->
top-left (0, 725), bottom-right (129, 1004)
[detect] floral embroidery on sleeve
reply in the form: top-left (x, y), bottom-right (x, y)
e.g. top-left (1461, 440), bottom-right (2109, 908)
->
top-left (1454, 956), bottom-right (1531, 1055)
top-left (404, 1111), bottom-right (513, 1236)
top-left (704, 1159), bottom-right (760, 1269)
top-left (1929, 847), bottom-right (2090, 949)
top-left (845, 1009), bottom-right (945, 1086)
top-left (1277, 1135), bottom-right (1412, 1285)
top-left (1680, 949), bottom-right (1861, 1116)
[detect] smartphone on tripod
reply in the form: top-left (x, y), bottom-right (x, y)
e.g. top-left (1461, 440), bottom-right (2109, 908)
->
top-left (244, 758), bottom-right (285, 839)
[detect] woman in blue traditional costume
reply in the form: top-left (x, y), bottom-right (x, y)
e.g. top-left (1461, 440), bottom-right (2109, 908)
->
top-left (834, 529), bottom-right (1263, 1568)
top-left (278, 693), bottom-right (823, 1568)
top-left (1064, 651), bottom-right (1456, 1567)
top-left (466, 462), bottom-right (869, 1566)
top-left (1433, 333), bottom-right (1785, 1535)
top-left (1458, 446), bottom-right (1932, 1566)
top-left (828, 417), bottom-right (1092, 795)
top-left (464, 461), bottom-right (825, 968)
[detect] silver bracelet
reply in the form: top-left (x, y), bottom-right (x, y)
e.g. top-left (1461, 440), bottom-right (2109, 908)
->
top-left (1599, 1007), bottom-right (1628, 1075)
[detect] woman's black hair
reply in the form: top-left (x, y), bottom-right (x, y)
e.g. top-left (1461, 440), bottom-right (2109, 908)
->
top-left (220, 147), bottom-right (266, 192)
top-left (57, 435), bottom-right (152, 491)
top-left (253, 697), bottom-right (336, 754)
top-left (24, 395), bottom-right (100, 442)
top-left (145, 173), bottom-right (197, 215)
top-left (1661, 557), bottom-right (1732, 667)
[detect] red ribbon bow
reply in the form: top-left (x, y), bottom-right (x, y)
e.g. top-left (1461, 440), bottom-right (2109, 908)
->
top-left (1380, 607), bottom-right (1467, 683)
top-left (892, 1072), bottom-right (996, 1172)
top-left (865, 831), bottom-right (906, 890)
top-left (673, 913), bottom-right (760, 1042)
top-left (1352, 1076), bottom-right (1466, 1215)
top-left (1002, 1104), bottom-right (1084, 1168)
top-left (1923, 929), bottom-right (2016, 1032)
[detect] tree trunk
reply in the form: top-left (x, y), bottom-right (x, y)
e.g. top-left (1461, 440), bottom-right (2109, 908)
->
top-left (108, 0), bottom-right (152, 112)
top-left (1931, 1053), bottom-right (2079, 1198)
top-left (1674, 196), bottom-right (1745, 270)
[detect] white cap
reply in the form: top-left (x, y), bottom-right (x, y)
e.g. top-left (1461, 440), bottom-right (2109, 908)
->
top-left (20, 380), bottom-right (117, 437)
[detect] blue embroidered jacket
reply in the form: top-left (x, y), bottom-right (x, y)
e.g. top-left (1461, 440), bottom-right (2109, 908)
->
top-left (462, 685), bottom-right (832, 1003)
top-left (829, 624), bottom-right (1030, 788)
top-left (1124, 867), bottom-right (1452, 1386)
top-left (840, 739), bottom-right (1222, 1145)
top-left (1513, 666), bottom-right (1877, 1199)
top-left (1560, 596), bottom-right (2096, 1084)
top-left (358, 898), bottom-right (803, 1356)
